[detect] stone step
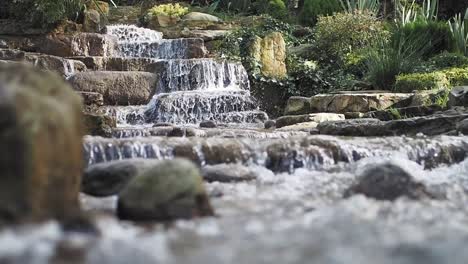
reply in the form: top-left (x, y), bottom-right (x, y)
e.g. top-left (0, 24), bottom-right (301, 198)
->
top-left (145, 90), bottom-right (262, 124)
top-left (0, 48), bottom-right (86, 77)
top-left (151, 59), bottom-right (250, 93)
top-left (276, 113), bottom-right (345, 128)
top-left (69, 56), bottom-right (159, 72)
top-left (68, 71), bottom-right (157, 105)
top-left (285, 92), bottom-right (414, 115)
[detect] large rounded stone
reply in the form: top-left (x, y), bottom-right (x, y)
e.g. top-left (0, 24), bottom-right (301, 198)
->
top-left (0, 63), bottom-right (83, 222)
top-left (82, 159), bottom-right (159, 197)
top-left (344, 163), bottom-right (433, 201)
top-left (117, 159), bottom-right (214, 221)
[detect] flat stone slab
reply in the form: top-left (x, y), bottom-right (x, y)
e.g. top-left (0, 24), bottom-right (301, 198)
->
top-left (276, 113), bottom-right (345, 128)
top-left (70, 56), bottom-right (159, 72)
top-left (310, 92), bottom-right (414, 113)
top-left (318, 108), bottom-right (468, 136)
top-left (0, 48), bottom-right (86, 77)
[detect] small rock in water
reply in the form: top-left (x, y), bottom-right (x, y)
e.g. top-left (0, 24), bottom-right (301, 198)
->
top-left (448, 86), bottom-right (468, 107)
top-left (117, 159), bottom-right (214, 221)
top-left (202, 164), bottom-right (258, 183)
top-left (83, 113), bottom-right (116, 137)
top-left (344, 162), bottom-right (434, 201)
top-left (168, 127), bottom-right (186, 137)
top-left (153, 122), bottom-right (174, 127)
top-left (200, 120), bottom-right (217, 128)
top-left (264, 120), bottom-right (276, 129)
top-left (457, 118), bottom-right (468, 135)
top-left (82, 159), bottom-right (160, 197)
top-left (0, 39), bottom-right (8, 48)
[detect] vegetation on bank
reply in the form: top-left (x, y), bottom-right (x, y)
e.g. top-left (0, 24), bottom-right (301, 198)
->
top-left (3, 0), bottom-right (467, 109)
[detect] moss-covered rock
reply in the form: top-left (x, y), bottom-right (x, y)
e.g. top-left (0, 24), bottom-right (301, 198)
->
top-left (0, 63), bottom-right (83, 223)
top-left (117, 159), bottom-right (214, 221)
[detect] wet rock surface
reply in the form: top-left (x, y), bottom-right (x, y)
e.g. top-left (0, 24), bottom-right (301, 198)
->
top-left (68, 71), bottom-right (157, 105)
top-left (117, 159), bottom-right (214, 221)
top-left (318, 108), bottom-right (468, 136)
top-left (82, 159), bottom-right (159, 197)
top-left (202, 164), bottom-right (258, 182)
top-left (344, 162), bottom-right (435, 200)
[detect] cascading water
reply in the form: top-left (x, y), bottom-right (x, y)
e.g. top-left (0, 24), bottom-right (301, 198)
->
top-left (104, 24), bottom-right (267, 127)
top-left (106, 24), bottom-right (163, 43)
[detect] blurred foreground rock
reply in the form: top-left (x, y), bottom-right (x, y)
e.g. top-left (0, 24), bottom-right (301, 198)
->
top-left (0, 63), bottom-right (83, 223)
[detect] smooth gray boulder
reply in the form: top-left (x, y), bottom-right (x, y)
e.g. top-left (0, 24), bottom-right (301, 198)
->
top-left (344, 162), bottom-right (434, 201)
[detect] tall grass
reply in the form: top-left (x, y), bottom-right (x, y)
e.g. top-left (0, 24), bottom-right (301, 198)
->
top-left (448, 9), bottom-right (468, 56)
top-left (365, 25), bottom-right (437, 90)
top-left (340, 0), bottom-right (380, 14)
top-left (395, 0), bottom-right (438, 26)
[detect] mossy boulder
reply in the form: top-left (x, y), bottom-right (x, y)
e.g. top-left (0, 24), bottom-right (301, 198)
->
top-left (0, 63), bottom-right (83, 223)
top-left (117, 159), bottom-right (214, 221)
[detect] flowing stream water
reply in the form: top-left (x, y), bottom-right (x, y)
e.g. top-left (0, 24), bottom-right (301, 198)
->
top-left (3, 25), bottom-right (468, 264)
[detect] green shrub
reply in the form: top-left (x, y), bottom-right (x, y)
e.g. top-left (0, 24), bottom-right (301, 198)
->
top-left (394, 72), bottom-right (449, 92)
top-left (215, 0), bottom-right (253, 13)
top-left (313, 11), bottom-right (388, 65)
top-left (255, 0), bottom-right (288, 20)
top-left (365, 22), bottom-right (440, 90)
top-left (443, 67), bottom-right (468, 86)
top-left (9, 0), bottom-right (85, 26)
top-left (397, 20), bottom-right (452, 58)
top-left (299, 0), bottom-right (342, 25)
top-left (428, 52), bottom-right (468, 69)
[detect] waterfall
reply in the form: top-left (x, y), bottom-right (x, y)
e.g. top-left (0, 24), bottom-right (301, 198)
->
top-left (98, 105), bottom-right (148, 126)
top-left (153, 59), bottom-right (250, 93)
top-left (101, 24), bottom-right (267, 126)
top-left (106, 25), bottom-right (163, 43)
top-left (145, 91), bottom-right (264, 124)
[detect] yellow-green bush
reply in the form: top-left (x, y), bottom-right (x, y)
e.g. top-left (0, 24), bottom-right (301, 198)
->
top-left (313, 11), bottom-right (388, 65)
top-left (394, 67), bottom-right (468, 92)
top-left (148, 3), bottom-right (189, 18)
top-left (443, 68), bottom-right (468, 86)
top-left (394, 72), bottom-right (449, 92)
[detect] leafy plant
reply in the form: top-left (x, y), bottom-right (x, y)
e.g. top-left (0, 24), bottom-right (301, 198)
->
top-left (313, 10), bottom-right (388, 65)
top-left (394, 71), bottom-right (449, 92)
top-left (365, 24), bottom-right (435, 90)
top-left (340, 0), bottom-right (380, 14)
top-left (299, 0), bottom-right (342, 25)
top-left (147, 3), bottom-right (189, 18)
top-left (395, 0), bottom-right (439, 26)
top-left (9, 0), bottom-right (85, 26)
top-left (398, 20), bottom-right (452, 58)
top-left (448, 9), bottom-right (468, 56)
